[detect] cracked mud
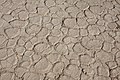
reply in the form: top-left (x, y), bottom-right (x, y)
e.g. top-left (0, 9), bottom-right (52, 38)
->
top-left (0, 0), bottom-right (120, 80)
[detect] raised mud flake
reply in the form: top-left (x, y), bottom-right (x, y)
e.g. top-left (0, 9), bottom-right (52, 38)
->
top-left (18, 10), bottom-right (28, 20)
top-left (97, 65), bottom-right (110, 77)
top-left (103, 42), bottom-right (114, 52)
top-left (63, 36), bottom-right (72, 44)
top-left (0, 34), bottom-right (7, 45)
top-left (15, 46), bottom-right (26, 55)
top-left (2, 14), bottom-right (14, 22)
top-left (103, 1), bottom-right (114, 9)
top-left (26, 24), bottom-right (41, 36)
top-left (53, 62), bottom-right (64, 75)
top-left (38, 7), bottom-right (49, 16)
top-left (7, 37), bottom-right (19, 48)
top-left (94, 76), bottom-right (111, 80)
top-left (45, 0), bottom-right (55, 7)
top-left (65, 6), bottom-right (80, 17)
top-left (87, 18), bottom-right (98, 24)
top-left (76, 11), bottom-right (85, 18)
top-left (77, 18), bottom-right (88, 29)
top-left (88, 25), bottom-right (100, 36)
top-left (104, 14), bottom-right (114, 22)
top-left (101, 32), bottom-right (115, 43)
top-left (97, 19), bottom-right (105, 26)
top-left (55, 42), bottom-right (68, 55)
top-left (59, 75), bottom-right (74, 80)
top-left (64, 18), bottom-right (76, 28)
top-left (81, 36), bottom-right (91, 47)
top-left (34, 42), bottom-right (49, 54)
top-left (37, 27), bottom-right (49, 38)
top-left (46, 72), bottom-right (56, 79)
top-left (68, 28), bottom-right (79, 37)
top-left (115, 32), bottom-right (120, 43)
top-left (63, 36), bottom-right (78, 44)
top-left (96, 50), bottom-right (114, 63)
top-left (0, 48), bottom-right (7, 59)
top-left (10, 20), bottom-right (28, 28)
top-left (81, 73), bottom-right (90, 80)
top-left (116, 51), bottom-right (120, 66)
top-left (15, 67), bottom-right (27, 77)
top-left (61, 27), bottom-right (68, 35)
top-left (6, 54), bottom-right (17, 67)
top-left (115, 42), bottom-right (120, 50)
top-left (65, 64), bottom-right (81, 79)
top-left (73, 42), bottom-right (85, 54)
top-left (107, 61), bottom-right (117, 69)
top-left (80, 55), bottom-right (93, 65)
top-left (107, 22), bottom-right (118, 30)
top-left (49, 6), bottom-right (61, 14)
top-left (110, 67), bottom-right (120, 77)
top-left (80, 29), bottom-right (88, 36)
top-left (29, 15), bottom-right (42, 25)
top-left (90, 5), bottom-right (104, 15)
top-left (51, 18), bottom-right (61, 26)
top-left (47, 35), bottom-right (60, 45)
top-left (35, 57), bottom-right (51, 72)
top-left (86, 39), bottom-right (103, 50)
top-left (23, 72), bottom-right (40, 80)
top-left (47, 53), bottom-right (60, 64)
top-left (51, 28), bottom-right (62, 37)
top-left (5, 27), bottom-right (20, 38)
top-left (66, 51), bottom-right (79, 60)
top-left (56, 0), bottom-right (65, 4)
top-left (0, 72), bottom-right (13, 80)
top-left (26, 2), bottom-right (37, 13)
top-left (85, 9), bottom-right (95, 18)
top-left (76, 1), bottom-right (89, 10)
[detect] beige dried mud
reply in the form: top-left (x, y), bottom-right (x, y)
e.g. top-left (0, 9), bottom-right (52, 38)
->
top-left (0, 0), bottom-right (120, 80)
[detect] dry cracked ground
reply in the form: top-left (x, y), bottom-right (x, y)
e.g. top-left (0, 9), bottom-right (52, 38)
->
top-left (0, 0), bottom-right (120, 80)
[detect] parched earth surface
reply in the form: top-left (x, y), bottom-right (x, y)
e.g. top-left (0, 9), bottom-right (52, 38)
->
top-left (0, 0), bottom-right (120, 80)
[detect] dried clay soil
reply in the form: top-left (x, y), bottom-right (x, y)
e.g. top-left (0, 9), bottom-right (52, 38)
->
top-left (0, 0), bottom-right (120, 80)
